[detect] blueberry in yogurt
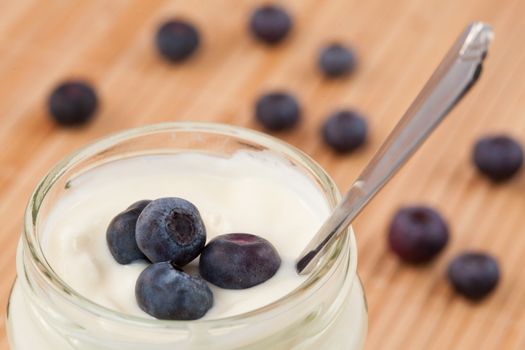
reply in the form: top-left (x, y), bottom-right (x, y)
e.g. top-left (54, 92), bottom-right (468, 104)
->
top-left (106, 200), bottom-right (151, 264)
top-left (136, 261), bottom-right (213, 320)
top-left (199, 233), bottom-right (281, 289)
top-left (136, 197), bottom-right (206, 266)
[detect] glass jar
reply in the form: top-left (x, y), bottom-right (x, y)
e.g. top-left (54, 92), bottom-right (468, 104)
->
top-left (6, 122), bottom-right (367, 350)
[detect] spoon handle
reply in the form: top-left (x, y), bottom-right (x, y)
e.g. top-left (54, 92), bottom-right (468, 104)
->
top-left (296, 22), bottom-right (493, 274)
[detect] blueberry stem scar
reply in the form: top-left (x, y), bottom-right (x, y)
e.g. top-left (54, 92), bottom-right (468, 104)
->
top-left (296, 22), bottom-right (493, 275)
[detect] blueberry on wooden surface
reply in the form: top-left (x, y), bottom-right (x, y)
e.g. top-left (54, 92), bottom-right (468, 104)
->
top-left (318, 44), bottom-right (357, 78)
top-left (249, 5), bottom-right (292, 45)
top-left (322, 110), bottom-right (367, 153)
top-left (155, 19), bottom-right (200, 62)
top-left (388, 206), bottom-right (449, 264)
top-left (255, 92), bottom-right (301, 131)
top-left (472, 135), bottom-right (523, 182)
top-left (48, 81), bottom-right (98, 127)
top-left (447, 252), bottom-right (500, 301)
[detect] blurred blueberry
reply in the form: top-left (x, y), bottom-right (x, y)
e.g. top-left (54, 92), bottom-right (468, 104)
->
top-left (155, 19), bottom-right (200, 62)
top-left (322, 110), bottom-right (367, 153)
top-left (48, 80), bottom-right (98, 126)
top-left (473, 135), bottom-right (523, 182)
top-left (255, 92), bottom-right (301, 131)
top-left (249, 5), bottom-right (292, 45)
top-left (388, 206), bottom-right (449, 264)
top-left (318, 44), bottom-right (356, 78)
top-left (448, 252), bottom-right (500, 301)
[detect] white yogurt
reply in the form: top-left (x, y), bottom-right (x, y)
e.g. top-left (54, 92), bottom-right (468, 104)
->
top-left (41, 151), bottom-right (330, 319)
top-left (8, 148), bottom-right (367, 349)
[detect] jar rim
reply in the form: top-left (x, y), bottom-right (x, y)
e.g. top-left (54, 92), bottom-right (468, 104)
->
top-left (23, 121), bottom-right (356, 328)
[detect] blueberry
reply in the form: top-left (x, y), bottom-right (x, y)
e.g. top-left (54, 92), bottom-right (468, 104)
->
top-left (127, 200), bottom-right (151, 211)
top-left (136, 262), bottom-right (213, 320)
top-left (249, 5), bottom-right (292, 45)
top-left (255, 92), bottom-right (301, 131)
top-left (322, 110), bottom-right (367, 153)
top-left (199, 233), bottom-right (281, 289)
top-left (106, 200), bottom-right (151, 265)
top-left (48, 81), bottom-right (98, 126)
top-left (318, 44), bottom-right (356, 78)
top-left (448, 252), bottom-right (500, 301)
top-left (155, 19), bottom-right (200, 62)
top-left (388, 206), bottom-right (449, 264)
top-left (136, 197), bottom-right (206, 265)
top-left (472, 135), bottom-right (523, 182)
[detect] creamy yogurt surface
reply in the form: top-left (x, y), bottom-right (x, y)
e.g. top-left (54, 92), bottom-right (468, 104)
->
top-left (42, 151), bottom-right (330, 319)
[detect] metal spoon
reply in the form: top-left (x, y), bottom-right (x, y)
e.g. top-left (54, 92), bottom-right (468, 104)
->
top-left (296, 22), bottom-right (493, 275)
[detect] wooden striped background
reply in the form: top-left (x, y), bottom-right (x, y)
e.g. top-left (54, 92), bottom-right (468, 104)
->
top-left (0, 1), bottom-right (524, 349)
